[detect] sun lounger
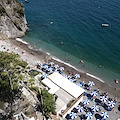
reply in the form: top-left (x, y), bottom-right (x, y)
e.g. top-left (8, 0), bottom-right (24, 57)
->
top-left (84, 92), bottom-right (87, 96)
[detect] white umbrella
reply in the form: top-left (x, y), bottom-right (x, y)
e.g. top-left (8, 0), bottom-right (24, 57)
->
top-left (83, 99), bottom-right (90, 105)
top-left (76, 106), bottom-right (84, 112)
top-left (101, 112), bottom-right (109, 119)
top-left (108, 101), bottom-right (116, 108)
top-left (70, 112), bottom-right (77, 119)
top-left (44, 65), bottom-right (48, 69)
top-left (76, 83), bottom-right (82, 87)
top-left (88, 81), bottom-right (95, 86)
top-left (63, 75), bottom-right (68, 78)
top-left (47, 67), bottom-right (53, 72)
top-left (91, 91), bottom-right (98, 97)
top-left (38, 62), bottom-right (43, 66)
top-left (100, 96), bottom-right (107, 103)
top-left (59, 67), bottom-right (64, 71)
top-left (42, 74), bottom-right (48, 78)
top-left (74, 74), bottom-right (80, 78)
top-left (86, 112), bottom-right (93, 119)
top-left (49, 62), bottom-right (54, 65)
top-left (54, 64), bottom-right (59, 68)
top-left (92, 105), bottom-right (99, 112)
top-left (69, 78), bottom-right (73, 82)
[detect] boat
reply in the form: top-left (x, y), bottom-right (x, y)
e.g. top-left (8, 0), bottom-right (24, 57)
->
top-left (102, 23), bottom-right (109, 27)
top-left (115, 79), bottom-right (119, 84)
top-left (25, 0), bottom-right (29, 3)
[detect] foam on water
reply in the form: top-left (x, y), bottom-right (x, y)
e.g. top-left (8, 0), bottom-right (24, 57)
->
top-left (86, 73), bottom-right (105, 83)
top-left (53, 56), bottom-right (105, 83)
top-left (16, 38), bottom-right (28, 45)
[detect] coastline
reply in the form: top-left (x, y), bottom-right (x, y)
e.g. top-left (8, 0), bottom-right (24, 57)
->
top-left (1, 38), bottom-right (120, 99)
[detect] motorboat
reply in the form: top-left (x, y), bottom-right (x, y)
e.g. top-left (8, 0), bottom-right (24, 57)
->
top-left (102, 23), bottom-right (110, 27)
top-left (25, 0), bottom-right (29, 3)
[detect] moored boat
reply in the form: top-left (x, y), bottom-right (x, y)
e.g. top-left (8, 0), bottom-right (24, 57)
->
top-left (25, 0), bottom-right (29, 3)
top-left (102, 23), bottom-right (109, 27)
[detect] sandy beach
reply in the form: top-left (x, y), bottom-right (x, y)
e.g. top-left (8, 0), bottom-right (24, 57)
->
top-left (0, 38), bottom-right (120, 119)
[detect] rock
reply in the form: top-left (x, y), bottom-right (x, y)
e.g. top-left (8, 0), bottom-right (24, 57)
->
top-left (0, 0), bottom-right (28, 38)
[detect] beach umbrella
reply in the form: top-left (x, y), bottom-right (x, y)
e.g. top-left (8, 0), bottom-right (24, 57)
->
top-left (101, 112), bottom-right (109, 119)
top-left (86, 112), bottom-right (93, 119)
top-left (69, 78), bottom-right (73, 82)
top-left (76, 83), bottom-right (82, 87)
top-left (108, 101), bottom-right (116, 108)
top-left (76, 106), bottom-right (84, 112)
top-left (88, 81), bottom-right (95, 86)
top-left (63, 75), bottom-right (68, 78)
top-left (92, 105), bottom-right (99, 112)
top-left (59, 67), bottom-right (64, 71)
top-left (47, 67), bottom-right (53, 72)
top-left (44, 65), bottom-right (48, 69)
top-left (74, 74), bottom-right (80, 78)
top-left (100, 96), bottom-right (107, 103)
top-left (43, 63), bottom-right (48, 66)
top-left (49, 62), bottom-right (54, 65)
top-left (73, 79), bottom-right (78, 82)
top-left (70, 112), bottom-right (77, 119)
top-left (42, 74), bottom-right (48, 79)
top-left (54, 64), bottom-right (59, 68)
top-left (91, 91), bottom-right (98, 97)
top-left (83, 99), bottom-right (90, 105)
top-left (38, 62), bottom-right (43, 66)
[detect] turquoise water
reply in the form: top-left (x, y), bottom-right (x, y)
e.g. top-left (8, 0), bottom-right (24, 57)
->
top-left (20, 0), bottom-right (120, 85)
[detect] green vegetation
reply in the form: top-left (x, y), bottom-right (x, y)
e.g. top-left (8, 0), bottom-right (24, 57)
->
top-left (23, 103), bottom-right (29, 108)
top-left (0, 101), bottom-right (5, 110)
top-left (38, 88), bottom-right (56, 118)
top-left (0, 5), bottom-right (6, 16)
top-left (29, 69), bottom-right (40, 77)
top-left (0, 51), bottom-right (29, 103)
top-left (25, 111), bottom-right (30, 115)
top-left (29, 86), bottom-right (39, 92)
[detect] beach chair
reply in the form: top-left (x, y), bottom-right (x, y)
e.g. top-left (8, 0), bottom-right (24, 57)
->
top-left (84, 92), bottom-right (87, 96)
top-left (96, 102), bottom-right (100, 105)
top-left (59, 71), bottom-right (63, 74)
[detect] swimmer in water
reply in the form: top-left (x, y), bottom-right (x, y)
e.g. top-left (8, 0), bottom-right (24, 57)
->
top-left (60, 42), bottom-right (63, 45)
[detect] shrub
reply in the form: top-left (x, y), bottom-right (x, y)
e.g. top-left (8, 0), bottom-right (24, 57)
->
top-left (0, 5), bottom-right (6, 16)
top-left (25, 111), bottom-right (30, 115)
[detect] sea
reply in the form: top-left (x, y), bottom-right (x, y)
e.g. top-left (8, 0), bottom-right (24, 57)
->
top-left (19, 0), bottom-right (120, 87)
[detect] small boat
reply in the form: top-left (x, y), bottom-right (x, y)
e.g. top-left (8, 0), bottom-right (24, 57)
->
top-left (115, 79), bottom-right (119, 84)
top-left (25, 0), bottom-right (29, 3)
top-left (102, 23), bottom-right (110, 27)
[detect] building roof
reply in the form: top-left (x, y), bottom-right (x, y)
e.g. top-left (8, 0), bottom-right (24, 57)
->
top-left (42, 78), bottom-right (60, 94)
top-left (48, 72), bottom-right (85, 98)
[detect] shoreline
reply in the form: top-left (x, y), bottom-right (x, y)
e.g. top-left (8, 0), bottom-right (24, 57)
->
top-left (1, 38), bottom-right (120, 99)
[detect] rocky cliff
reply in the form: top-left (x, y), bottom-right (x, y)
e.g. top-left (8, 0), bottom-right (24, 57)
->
top-left (0, 0), bottom-right (28, 38)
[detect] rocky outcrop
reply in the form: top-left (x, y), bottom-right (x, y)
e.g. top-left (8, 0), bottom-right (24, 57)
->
top-left (0, 0), bottom-right (28, 38)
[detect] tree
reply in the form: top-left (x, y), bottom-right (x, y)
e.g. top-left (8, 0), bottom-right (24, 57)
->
top-left (0, 51), bottom-right (29, 115)
top-left (39, 88), bottom-right (56, 118)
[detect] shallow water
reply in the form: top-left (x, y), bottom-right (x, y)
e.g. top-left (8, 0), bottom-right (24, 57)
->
top-left (20, 0), bottom-right (120, 86)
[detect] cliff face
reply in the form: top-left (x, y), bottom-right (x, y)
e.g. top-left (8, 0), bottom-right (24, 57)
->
top-left (0, 0), bottom-right (28, 38)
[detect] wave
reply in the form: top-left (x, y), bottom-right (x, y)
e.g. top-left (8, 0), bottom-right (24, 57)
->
top-left (52, 56), bottom-right (85, 73)
top-left (86, 73), bottom-right (105, 83)
top-left (52, 56), bottom-right (105, 83)
top-left (16, 38), bottom-right (28, 45)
